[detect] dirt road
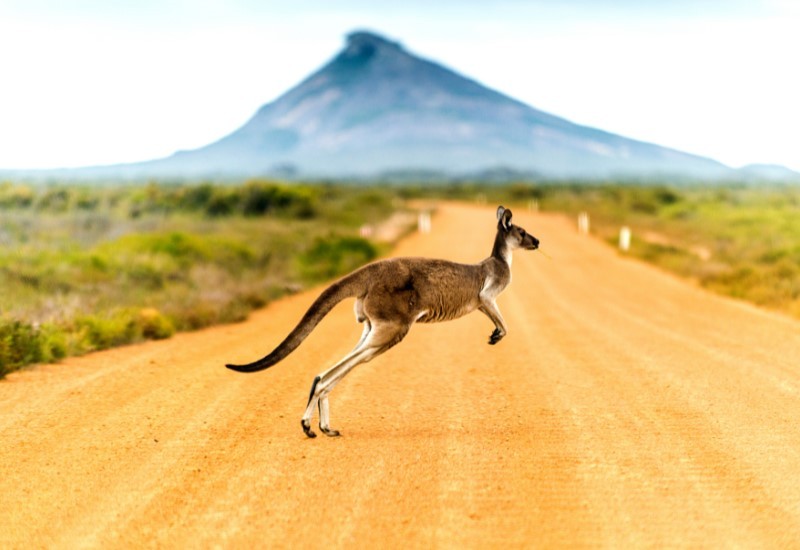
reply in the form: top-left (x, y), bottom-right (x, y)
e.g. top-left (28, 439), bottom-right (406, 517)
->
top-left (3, 203), bottom-right (800, 548)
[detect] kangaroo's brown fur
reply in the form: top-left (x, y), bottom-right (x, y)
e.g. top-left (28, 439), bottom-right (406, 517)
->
top-left (226, 206), bottom-right (539, 438)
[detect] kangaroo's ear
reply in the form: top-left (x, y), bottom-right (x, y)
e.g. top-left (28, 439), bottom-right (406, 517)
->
top-left (499, 207), bottom-right (513, 230)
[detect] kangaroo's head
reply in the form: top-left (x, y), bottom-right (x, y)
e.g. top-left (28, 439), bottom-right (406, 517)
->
top-left (497, 206), bottom-right (539, 251)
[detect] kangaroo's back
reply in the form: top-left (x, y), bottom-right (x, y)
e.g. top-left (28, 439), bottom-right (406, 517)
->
top-left (390, 258), bottom-right (485, 323)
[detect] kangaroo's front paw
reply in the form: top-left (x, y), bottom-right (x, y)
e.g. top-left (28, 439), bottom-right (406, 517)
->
top-left (489, 328), bottom-right (505, 345)
top-left (302, 419), bottom-right (317, 438)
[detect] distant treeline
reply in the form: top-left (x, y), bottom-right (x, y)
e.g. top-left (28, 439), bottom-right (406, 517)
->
top-left (0, 180), bottom-right (319, 219)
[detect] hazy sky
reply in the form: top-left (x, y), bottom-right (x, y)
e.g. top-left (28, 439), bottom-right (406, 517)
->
top-left (1, 0), bottom-right (798, 171)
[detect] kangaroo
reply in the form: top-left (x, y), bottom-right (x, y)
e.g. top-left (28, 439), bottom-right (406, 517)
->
top-left (226, 206), bottom-right (540, 438)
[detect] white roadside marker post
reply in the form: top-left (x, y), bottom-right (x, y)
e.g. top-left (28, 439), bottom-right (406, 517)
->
top-left (578, 212), bottom-right (590, 235)
top-left (418, 211), bottom-right (431, 234)
top-left (619, 226), bottom-right (631, 252)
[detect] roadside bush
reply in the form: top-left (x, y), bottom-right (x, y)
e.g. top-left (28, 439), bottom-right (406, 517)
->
top-left (73, 311), bottom-right (141, 352)
top-left (137, 308), bottom-right (175, 340)
top-left (628, 186), bottom-right (682, 214)
top-left (72, 307), bottom-right (176, 353)
top-left (298, 236), bottom-right (379, 283)
top-left (39, 326), bottom-right (68, 363)
top-left (205, 189), bottom-right (238, 217)
top-left (239, 180), bottom-right (318, 218)
top-left (172, 299), bottom-right (250, 331)
top-left (0, 320), bottom-right (43, 377)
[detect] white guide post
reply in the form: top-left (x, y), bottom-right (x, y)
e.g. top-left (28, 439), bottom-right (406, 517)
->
top-left (418, 211), bottom-right (432, 233)
top-left (578, 212), bottom-right (590, 235)
top-left (619, 226), bottom-right (631, 251)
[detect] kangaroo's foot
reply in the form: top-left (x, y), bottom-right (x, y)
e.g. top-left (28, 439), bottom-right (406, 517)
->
top-left (301, 419), bottom-right (317, 438)
top-left (320, 426), bottom-right (341, 437)
top-left (489, 328), bottom-right (505, 345)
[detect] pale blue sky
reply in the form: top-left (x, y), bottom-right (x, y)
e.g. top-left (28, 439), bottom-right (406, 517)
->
top-left (1, 1), bottom-right (798, 171)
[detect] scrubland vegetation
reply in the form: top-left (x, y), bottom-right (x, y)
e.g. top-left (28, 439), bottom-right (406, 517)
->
top-left (2, 178), bottom-right (798, 377)
top-left (533, 184), bottom-right (800, 318)
top-left (0, 180), bottom-right (396, 377)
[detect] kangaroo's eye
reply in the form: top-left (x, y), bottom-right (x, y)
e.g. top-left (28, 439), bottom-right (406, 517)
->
top-left (520, 230), bottom-right (526, 238)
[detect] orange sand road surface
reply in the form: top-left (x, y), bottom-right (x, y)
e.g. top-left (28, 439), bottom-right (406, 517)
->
top-left (2, 203), bottom-right (800, 548)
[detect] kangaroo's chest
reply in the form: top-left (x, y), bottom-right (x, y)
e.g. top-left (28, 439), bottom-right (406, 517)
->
top-left (480, 272), bottom-right (509, 301)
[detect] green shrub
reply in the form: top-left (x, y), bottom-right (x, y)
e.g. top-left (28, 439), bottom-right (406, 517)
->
top-left (239, 180), bottom-right (318, 218)
top-left (177, 183), bottom-right (215, 211)
top-left (36, 188), bottom-right (71, 212)
top-left (0, 320), bottom-right (44, 377)
top-left (137, 308), bottom-right (175, 340)
top-left (71, 307), bottom-right (177, 352)
top-left (74, 311), bottom-right (141, 352)
top-left (205, 189), bottom-right (238, 217)
top-left (298, 236), bottom-right (379, 283)
top-left (177, 303), bottom-right (219, 331)
top-left (124, 261), bottom-right (169, 290)
top-left (39, 325), bottom-right (68, 363)
top-left (0, 183), bottom-right (35, 209)
top-left (148, 233), bottom-right (209, 264)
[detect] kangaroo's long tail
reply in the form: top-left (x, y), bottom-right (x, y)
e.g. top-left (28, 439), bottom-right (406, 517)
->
top-left (225, 267), bottom-right (369, 373)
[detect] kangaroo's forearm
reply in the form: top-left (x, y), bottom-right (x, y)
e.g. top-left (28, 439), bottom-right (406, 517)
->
top-left (479, 301), bottom-right (507, 345)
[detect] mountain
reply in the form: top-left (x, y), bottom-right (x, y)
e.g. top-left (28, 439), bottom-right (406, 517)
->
top-left (7, 31), bottom-right (738, 180)
top-left (140, 31), bottom-right (728, 180)
top-left (735, 163), bottom-right (800, 183)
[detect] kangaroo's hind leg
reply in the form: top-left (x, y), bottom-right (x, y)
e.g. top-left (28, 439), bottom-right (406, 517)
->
top-left (301, 345), bottom-right (370, 438)
top-left (302, 320), bottom-right (409, 438)
top-left (318, 310), bottom-right (372, 436)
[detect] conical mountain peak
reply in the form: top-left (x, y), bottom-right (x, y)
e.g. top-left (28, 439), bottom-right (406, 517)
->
top-left (322, 30), bottom-right (418, 84)
top-left (343, 31), bottom-right (404, 57)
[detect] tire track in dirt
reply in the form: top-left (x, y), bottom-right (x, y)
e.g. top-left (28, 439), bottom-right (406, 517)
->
top-left (2, 202), bottom-right (800, 547)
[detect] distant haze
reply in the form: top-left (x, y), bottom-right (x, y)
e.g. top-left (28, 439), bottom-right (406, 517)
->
top-left (0, 1), bottom-right (799, 174)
